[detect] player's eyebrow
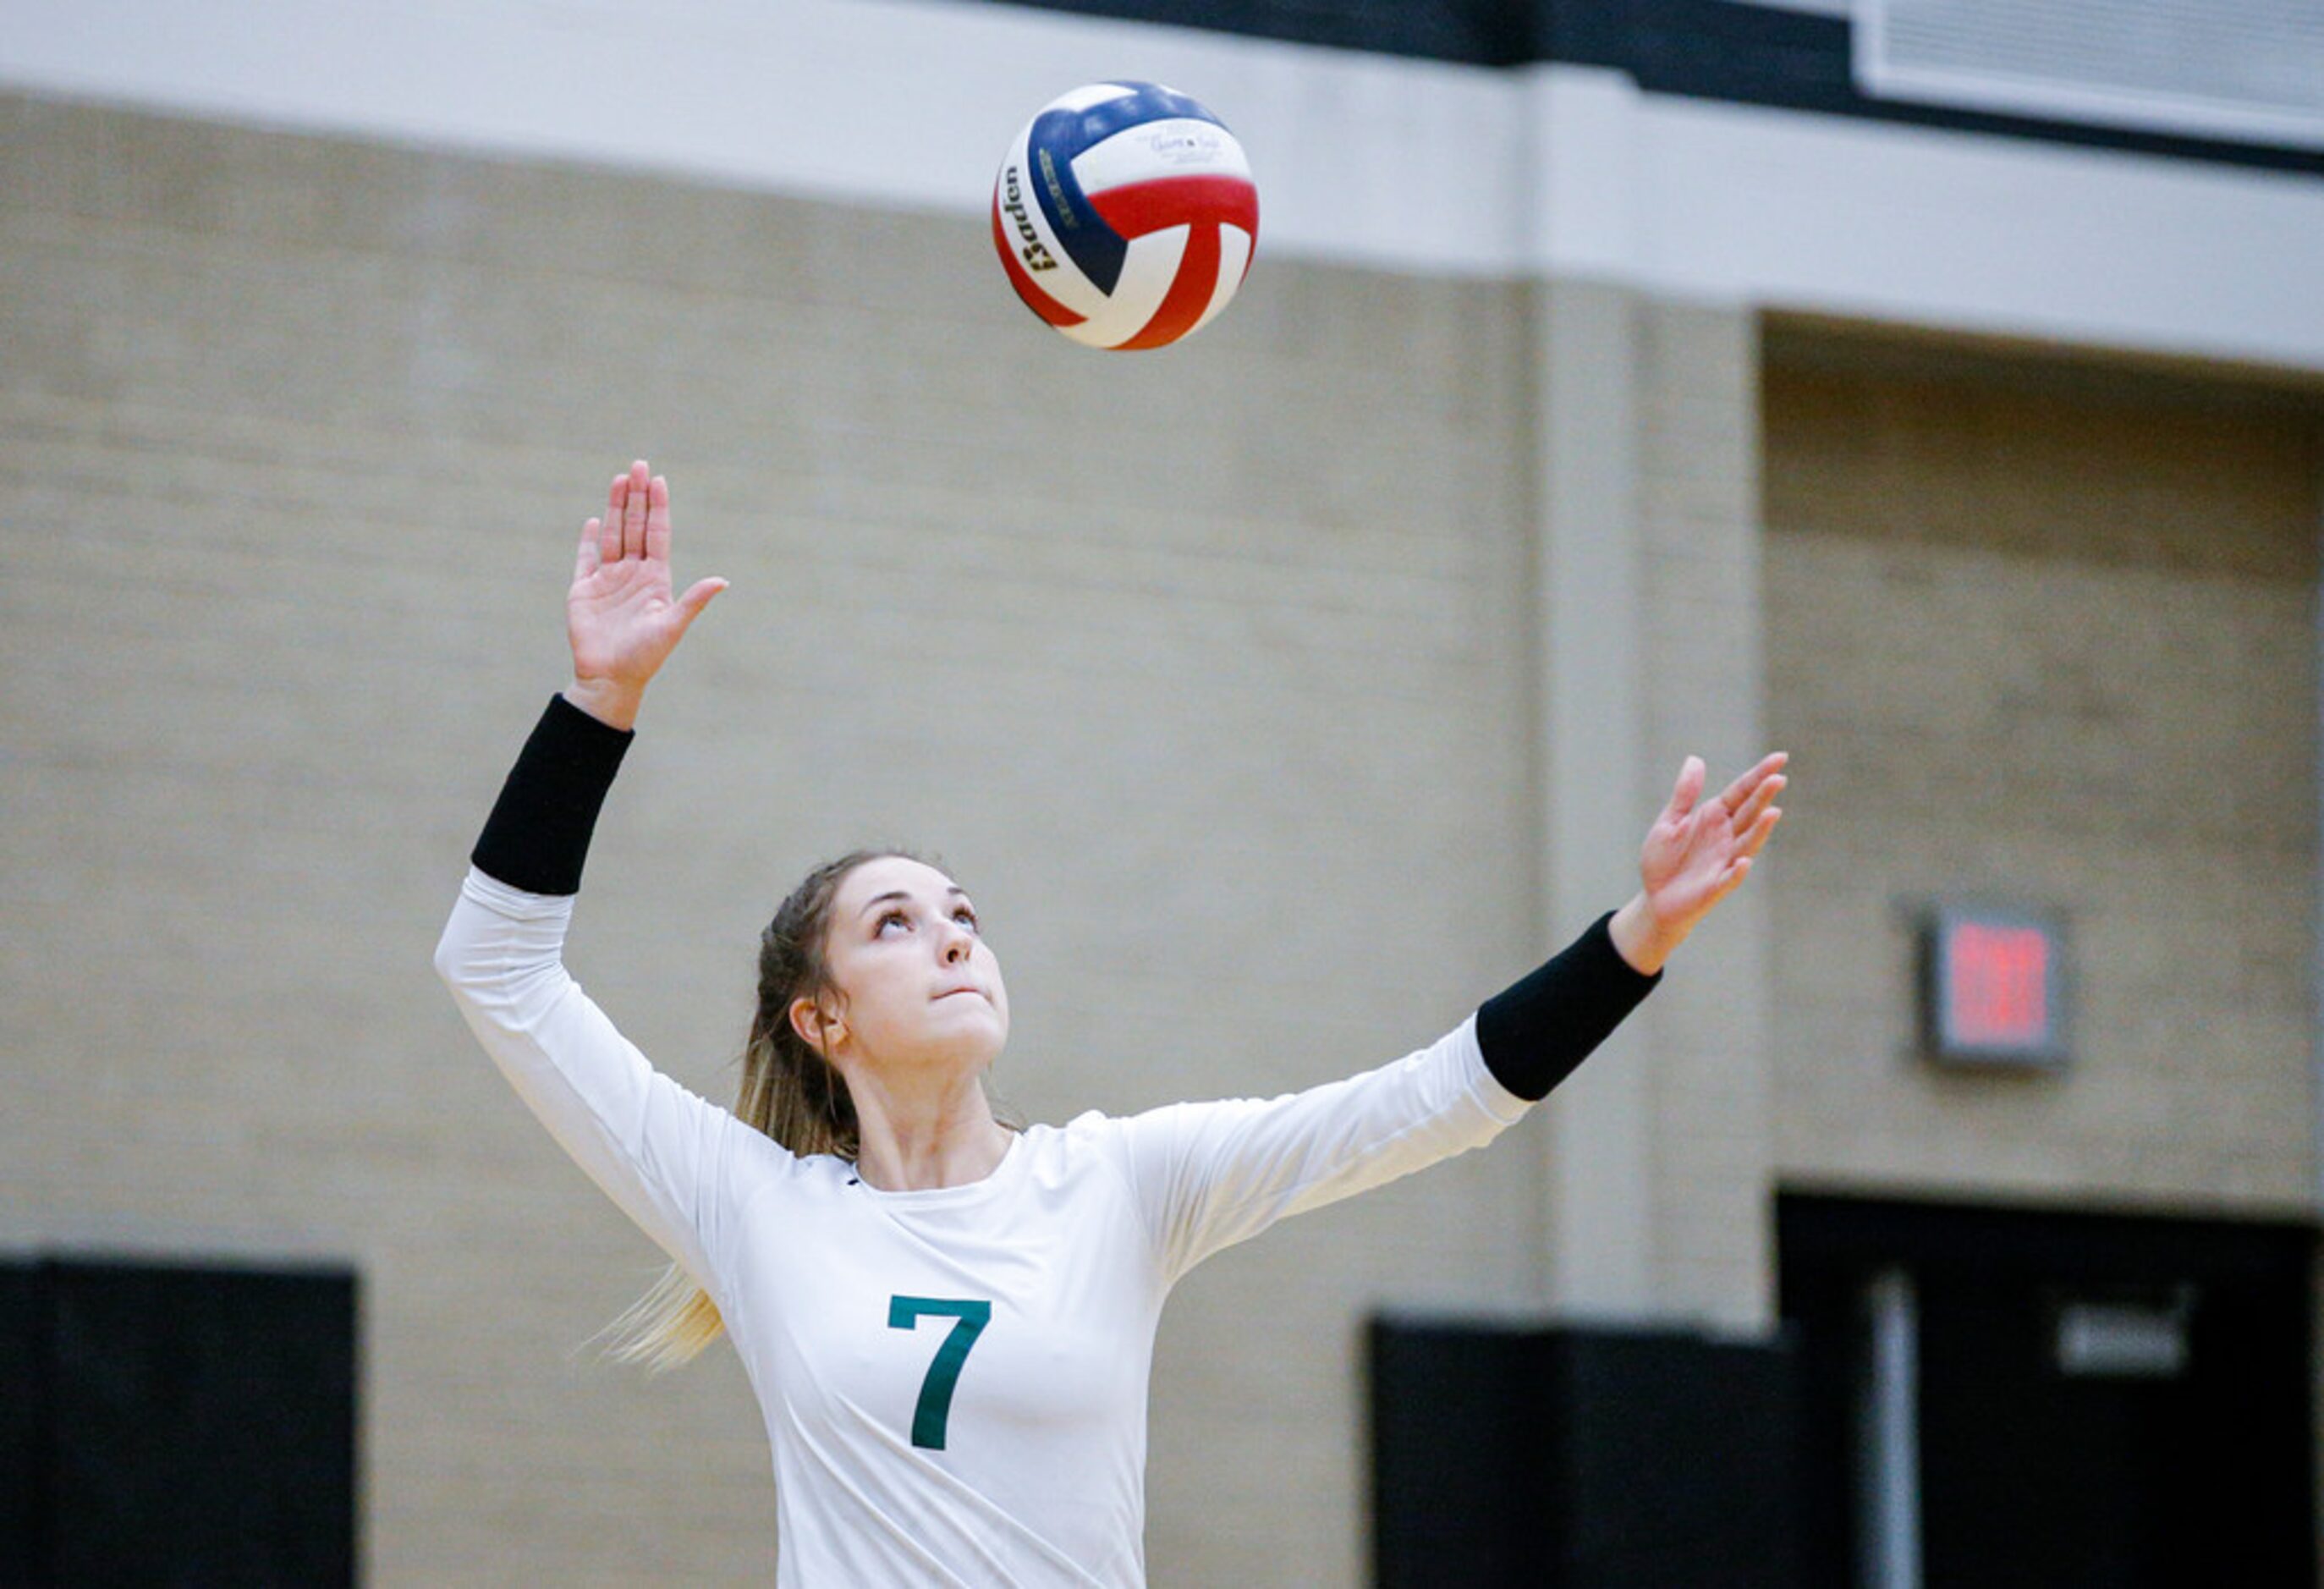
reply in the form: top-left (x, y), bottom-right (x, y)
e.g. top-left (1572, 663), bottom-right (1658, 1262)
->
top-left (858, 887), bottom-right (967, 919)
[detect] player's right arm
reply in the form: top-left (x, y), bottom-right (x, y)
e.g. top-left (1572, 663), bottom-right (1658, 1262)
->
top-left (435, 463), bottom-right (742, 1289)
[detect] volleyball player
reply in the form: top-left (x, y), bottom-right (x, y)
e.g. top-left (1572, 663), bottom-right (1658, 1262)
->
top-left (437, 460), bottom-right (1785, 1586)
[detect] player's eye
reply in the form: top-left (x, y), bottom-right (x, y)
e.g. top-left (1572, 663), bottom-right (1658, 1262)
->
top-left (876, 909), bottom-right (910, 936)
top-left (953, 905), bottom-right (980, 933)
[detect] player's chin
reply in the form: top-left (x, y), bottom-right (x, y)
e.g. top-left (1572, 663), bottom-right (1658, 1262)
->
top-left (924, 1004), bottom-right (1009, 1064)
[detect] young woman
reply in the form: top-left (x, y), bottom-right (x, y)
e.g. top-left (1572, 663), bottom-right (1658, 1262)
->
top-left (437, 461), bottom-right (1785, 1586)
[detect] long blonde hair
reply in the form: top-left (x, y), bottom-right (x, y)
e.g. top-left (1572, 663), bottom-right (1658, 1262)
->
top-left (602, 849), bottom-right (898, 1371)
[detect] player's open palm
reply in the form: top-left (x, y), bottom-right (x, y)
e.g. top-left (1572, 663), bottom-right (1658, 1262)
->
top-left (567, 460), bottom-right (727, 724)
top-left (1638, 751), bottom-right (1786, 938)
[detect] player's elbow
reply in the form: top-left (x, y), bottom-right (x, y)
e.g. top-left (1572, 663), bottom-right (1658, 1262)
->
top-left (433, 914), bottom-right (476, 998)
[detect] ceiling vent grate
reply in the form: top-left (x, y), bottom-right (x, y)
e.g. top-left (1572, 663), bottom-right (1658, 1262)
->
top-left (1854, 0), bottom-right (2324, 150)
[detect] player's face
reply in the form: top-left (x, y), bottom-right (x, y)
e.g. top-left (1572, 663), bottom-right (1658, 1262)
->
top-left (815, 856), bottom-right (1010, 1074)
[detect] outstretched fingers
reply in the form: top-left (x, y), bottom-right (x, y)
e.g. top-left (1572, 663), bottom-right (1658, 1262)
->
top-left (1730, 771), bottom-right (1786, 836)
top-left (1715, 751), bottom-right (1789, 815)
top-left (644, 472), bottom-right (673, 568)
top-left (1637, 752), bottom-right (1790, 953)
top-left (591, 460), bottom-right (664, 569)
top-left (1662, 755), bottom-right (1707, 825)
top-left (1710, 816), bottom-right (1782, 905)
top-left (599, 470), bottom-right (629, 568)
top-left (574, 514), bottom-right (604, 584)
top-left (675, 575), bottom-right (728, 630)
top-left (620, 459), bottom-right (651, 562)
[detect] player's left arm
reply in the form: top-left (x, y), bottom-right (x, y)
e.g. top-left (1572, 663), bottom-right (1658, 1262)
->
top-left (1096, 753), bottom-right (1788, 1283)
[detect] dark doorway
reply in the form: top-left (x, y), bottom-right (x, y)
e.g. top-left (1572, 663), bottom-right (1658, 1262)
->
top-left (1779, 1193), bottom-right (2314, 1589)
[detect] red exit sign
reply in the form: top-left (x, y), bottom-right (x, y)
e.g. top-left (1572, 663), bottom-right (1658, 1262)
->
top-left (1923, 906), bottom-right (2068, 1067)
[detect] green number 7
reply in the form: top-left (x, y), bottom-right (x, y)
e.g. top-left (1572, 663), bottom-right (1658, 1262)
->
top-left (887, 1295), bottom-right (992, 1450)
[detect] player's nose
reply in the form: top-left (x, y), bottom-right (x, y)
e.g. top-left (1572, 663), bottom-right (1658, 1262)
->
top-left (937, 919), bottom-right (974, 965)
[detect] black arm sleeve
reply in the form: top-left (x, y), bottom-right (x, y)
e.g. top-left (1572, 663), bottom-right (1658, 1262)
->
top-left (469, 694), bottom-right (635, 895)
top-left (1475, 912), bottom-right (1662, 1102)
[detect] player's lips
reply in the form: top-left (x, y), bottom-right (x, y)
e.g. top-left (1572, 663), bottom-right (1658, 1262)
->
top-left (932, 986), bottom-right (987, 1003)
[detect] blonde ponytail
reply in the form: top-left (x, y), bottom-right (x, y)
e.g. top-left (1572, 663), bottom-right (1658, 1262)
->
top-left (601, 851), bottom-right (887, 1370)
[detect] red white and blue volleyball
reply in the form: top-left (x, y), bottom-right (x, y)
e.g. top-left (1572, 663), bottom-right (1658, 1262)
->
top-left (992, 82), bottom-right (1259, 351)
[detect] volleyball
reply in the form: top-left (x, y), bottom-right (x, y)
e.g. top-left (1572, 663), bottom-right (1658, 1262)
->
top-left (991, 81), bottom-right (1259, 350)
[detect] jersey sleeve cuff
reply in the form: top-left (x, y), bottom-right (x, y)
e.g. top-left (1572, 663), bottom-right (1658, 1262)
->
top-left (470, 693), bottom-right (635, 895)
top-left (1474, 911), bottom-right (1662, 1102)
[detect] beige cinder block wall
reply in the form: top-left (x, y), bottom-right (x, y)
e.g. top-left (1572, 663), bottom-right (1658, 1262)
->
top-left (1761, 325), bottom-right (2323, 1212)
top-left (0, 93), bottom-right (1571, 1584)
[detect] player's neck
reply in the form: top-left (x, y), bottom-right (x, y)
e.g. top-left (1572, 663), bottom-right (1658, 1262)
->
top-left (846, 1070), bottom-right (1011, 1191)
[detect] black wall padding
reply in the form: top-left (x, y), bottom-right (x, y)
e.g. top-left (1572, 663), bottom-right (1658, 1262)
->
top-left (1371, 1319), bottom-right (1547, 1582)
top-left (0, 1265), bottom-right (48, 1586)
top-left (1371, 1316), bottom-right (1800, 1588)
top-left (0, 1257), bottom-right (358, 1588)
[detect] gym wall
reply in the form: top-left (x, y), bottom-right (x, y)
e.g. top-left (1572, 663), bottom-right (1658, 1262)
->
top-left (1764, 327), bottom-right (2324, 1212)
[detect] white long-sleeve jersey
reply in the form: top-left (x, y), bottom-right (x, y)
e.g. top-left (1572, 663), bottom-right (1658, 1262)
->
top-left (436, 867), bottom-right (1534, 1586)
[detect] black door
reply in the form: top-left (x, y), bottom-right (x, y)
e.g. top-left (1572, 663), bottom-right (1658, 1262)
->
top-left (1779, 1194), bottom-right (2314, 1589)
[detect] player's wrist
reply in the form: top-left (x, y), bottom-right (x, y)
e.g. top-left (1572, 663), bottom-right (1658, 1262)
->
top-left (1608, 893), bottom-right (1684, 976)
top-left (564, 675), bottom-right (645, 732)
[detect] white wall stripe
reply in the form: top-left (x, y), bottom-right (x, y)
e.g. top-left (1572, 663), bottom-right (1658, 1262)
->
top-left (4, 0), bottom-right (2321, 369)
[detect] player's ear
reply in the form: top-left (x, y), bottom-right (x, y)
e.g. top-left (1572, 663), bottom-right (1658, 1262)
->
top-left (789, 995), bottom-right (843, 1053)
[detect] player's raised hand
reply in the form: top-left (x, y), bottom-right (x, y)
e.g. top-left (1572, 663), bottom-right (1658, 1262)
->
top-left (564, 460), bottom-right (728, 730)
top-left (1609, 751), bottom-right (1787, 974)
